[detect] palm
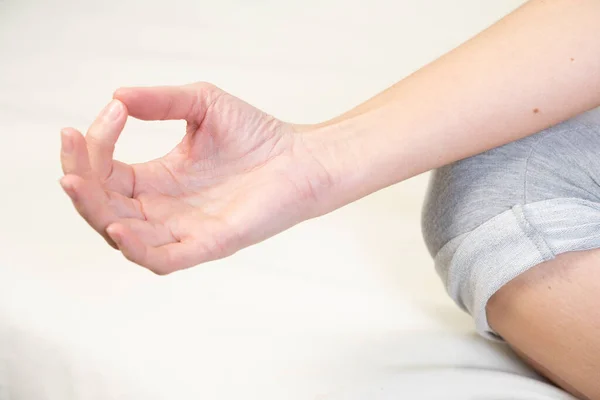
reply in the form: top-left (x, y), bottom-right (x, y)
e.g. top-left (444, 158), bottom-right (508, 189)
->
top-left (60, 83), bottom-right (328, 274)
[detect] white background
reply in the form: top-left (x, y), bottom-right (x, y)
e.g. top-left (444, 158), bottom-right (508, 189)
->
top-left (0, 0), bottom-right (576, 399)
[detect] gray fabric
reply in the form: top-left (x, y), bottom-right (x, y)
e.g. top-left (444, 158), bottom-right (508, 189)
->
top-left (422, 107), bottom-right (600, 339)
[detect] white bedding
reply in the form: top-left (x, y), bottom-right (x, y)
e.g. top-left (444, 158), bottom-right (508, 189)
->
top-left (0, 0), bottom-right (576, 398)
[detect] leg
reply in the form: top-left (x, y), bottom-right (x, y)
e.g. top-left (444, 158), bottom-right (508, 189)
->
top-left (422, 109), bottom-right (600, 398)
top-left (487, 248), bottom-right (600, 400)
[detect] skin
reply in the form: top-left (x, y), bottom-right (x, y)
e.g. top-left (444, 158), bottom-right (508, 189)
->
top-left (60, 0), bottom-right (600, 397)
top-left (60, 84), bottom-right (332, 274)
top-left (487, 249), bottom-right (600, 400)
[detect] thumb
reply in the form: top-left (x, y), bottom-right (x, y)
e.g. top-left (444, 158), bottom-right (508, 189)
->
top-left (113, 82), bottom-right (222, 122)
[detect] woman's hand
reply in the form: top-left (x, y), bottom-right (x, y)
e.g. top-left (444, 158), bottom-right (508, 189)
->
top-left (60, 83), bottom-right (333, 274)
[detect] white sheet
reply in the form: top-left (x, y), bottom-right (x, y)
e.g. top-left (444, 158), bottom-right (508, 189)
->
top-left (0, 0), bottom-right (576, 398)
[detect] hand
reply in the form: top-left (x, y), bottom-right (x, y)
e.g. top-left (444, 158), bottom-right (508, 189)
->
top-left (60, 82), bottom-right (333, 274)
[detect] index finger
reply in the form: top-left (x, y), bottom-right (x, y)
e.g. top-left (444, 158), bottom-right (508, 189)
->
top-left (85, 99), bottom-right (128, 180)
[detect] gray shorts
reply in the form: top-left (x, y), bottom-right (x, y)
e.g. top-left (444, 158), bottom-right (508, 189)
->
top-left (422, 107), bottom-right (600, 340)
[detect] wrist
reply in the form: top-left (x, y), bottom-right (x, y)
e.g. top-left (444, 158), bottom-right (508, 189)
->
top-left (294, 112), bottom-right (402, 216)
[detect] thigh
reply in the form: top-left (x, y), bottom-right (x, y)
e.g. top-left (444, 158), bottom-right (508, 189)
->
top-left (487, 248), bottom-right (600, 400)
top-left (423, 109), bottom-right (600, 338)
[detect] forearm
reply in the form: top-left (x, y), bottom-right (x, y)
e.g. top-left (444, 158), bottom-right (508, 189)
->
top-left (305, 0), bottom-right (600, 210)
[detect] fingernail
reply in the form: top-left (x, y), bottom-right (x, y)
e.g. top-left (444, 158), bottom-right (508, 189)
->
top-left (106, 226), bottom-right (122, 245)
top-left (60, 179), bottom-right (78, 201)
top-left (61, 130), bottom-right (73, 153)
top-left (102, 100), bottom-right (123, 120)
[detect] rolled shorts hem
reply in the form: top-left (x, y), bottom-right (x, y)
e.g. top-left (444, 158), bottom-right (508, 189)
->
top-left (434, 197), bottom-right (600, 340)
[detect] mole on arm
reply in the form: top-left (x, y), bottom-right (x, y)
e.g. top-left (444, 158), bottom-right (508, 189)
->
top-left (533, 108), bottom-right (540, 114)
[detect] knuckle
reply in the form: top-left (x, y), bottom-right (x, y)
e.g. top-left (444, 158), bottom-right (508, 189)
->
top-left (194, 81), bottom-right (218, 92)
